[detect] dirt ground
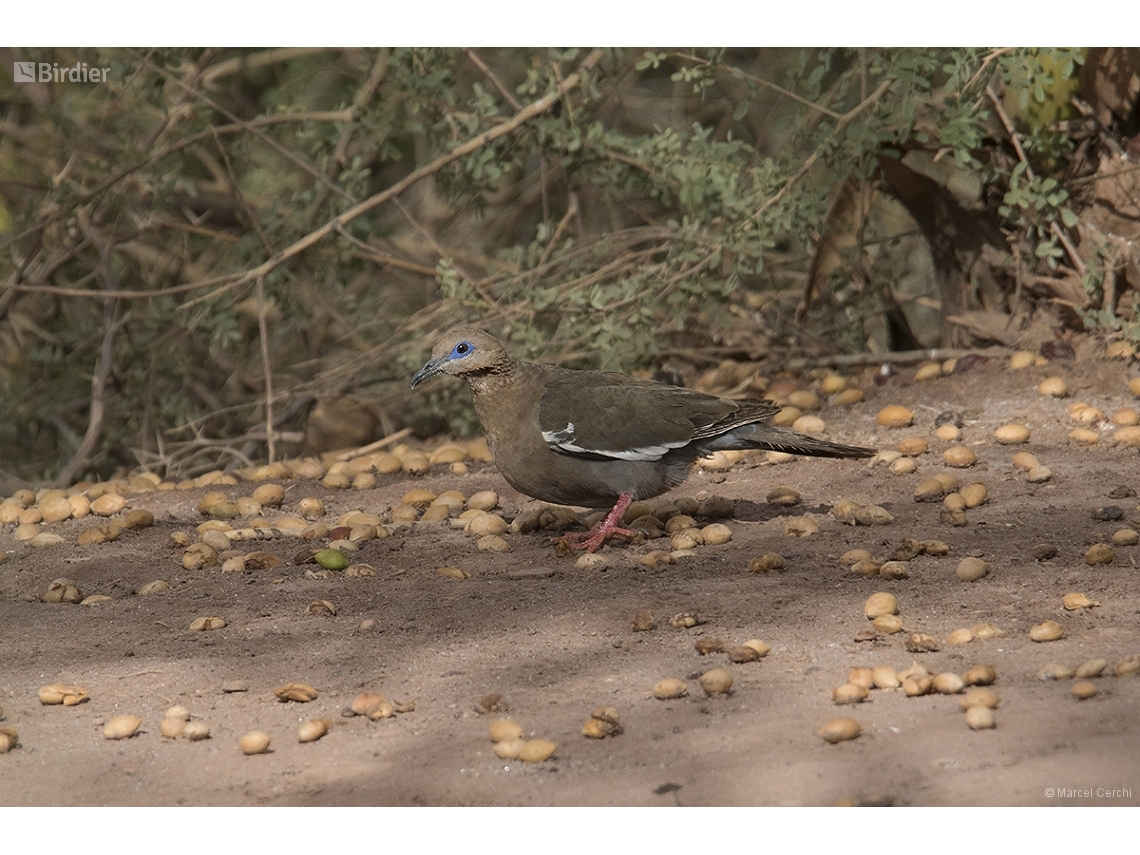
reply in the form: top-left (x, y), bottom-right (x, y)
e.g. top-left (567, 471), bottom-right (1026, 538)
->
top-left (2, 341), bottom-right (1139, 808)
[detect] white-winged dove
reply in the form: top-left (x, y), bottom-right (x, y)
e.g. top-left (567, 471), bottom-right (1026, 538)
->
top-left (412, 328), bottom-right (876, 552)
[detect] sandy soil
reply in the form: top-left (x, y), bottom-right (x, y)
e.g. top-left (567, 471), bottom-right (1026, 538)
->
top-left (1, 343), bottom-right (1139, 807)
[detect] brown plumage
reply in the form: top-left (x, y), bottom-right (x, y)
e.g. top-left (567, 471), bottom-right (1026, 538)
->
top-left (412, 328), bottom-right (875, 551)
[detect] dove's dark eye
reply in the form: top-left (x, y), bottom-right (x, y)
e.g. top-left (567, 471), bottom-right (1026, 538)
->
top-left (451, 341), bottom-right (474, 359)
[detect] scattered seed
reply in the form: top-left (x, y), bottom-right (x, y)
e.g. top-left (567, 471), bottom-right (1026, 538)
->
top-left (581, 716), bottom-right (620, 739)
top-left (137, 580), bottom-right (169, 596)
top-left (307, 600), bottom-right (337, 617)
top-left (489, 719), bottom-right (523, 743)
top-left (840, 549), bottom-right (873, 566)
top-left (701, 523), bottom-right (733, 545)
top-left (159, 717), bottom-right (186, 738)
top-left (298, 719), bottom-right (331, 743)
top-left (1038, 376), bottom-right (1068, 397)
top-left (960, 687), bottom-right (1000, 710)
top-left (1029, 620), bottom-right (1066, 642)
top-left (934, 475), bottom-right (960, 497)
top-left (959, 483), bottom-right (988, 508)
top-left (183, 721), bottom-right (210, 741)
top-left (1113, 655), bottom-right (1140, 677)
top-left (728, 645), bottom-right (763, 663)
top-left (671, 529), bottom-right (704, 550)
top-left (622, 610), bottom-right (655, 635)
top-left (466, 514), bottom-right (509, 536)
top-left (956, 557), bottom-right (989, 582)
top-left (923, 540), bottom-right (951, 556)
top-left (492, 738), bottom-right (525, 759)
top-left (1070, 681), bottom-right (1099, 700)
top-left (1072, 658), bottom-right (1108, 680)
top-left (104, 714), bottom-right (142, 740)
top-left (932, 672), bottom-right (965, 694)
top-left (698, 667), bottom-right (733, 695)
top-left (905, 632), bottom-right (940, 653)
top-left (965, 706), bottom-right (996, 730)
top-left (518, 739), bottom-right (557, 763)
top-left (1084, 543), bottom-right (1115, 565)
top-left (864, 592), bottom-right (898, 619)
top-left (819, 718), bottom-right (862, 743)
top-left (994, 424), bottom-right (1030, 444)
top-left (833, 389), bottom-right (864, 406)
top-left (897, 660), bottom-right (928, 681)
top-left (842, 671), bottom-right (874, 695)
top-left (91, 493), bottom-right (126, 516)
top-left (947, 628), bottom-right (974, 646)
top-left (897, 437), bottom-right (928, 456)
top-left (477, 534), bottom-right (511, 552)
top-left (1009, 351), bottom-right (1036, 369)
top-left (743, 638), bottom-right (770, 661)
top-left (1112, 528), bottom-right (1139, 545)
top-left (876, 406), bottom-right (914, 428)
top-left (40, 578), bottom-right (83, 604)
top-left (670, 612), bottom-right (704, 629)
top-left (1012, 452), bottom-right (1041, 471)
top-left (694, 637), bottom-right (726, 655)
top-left (1069, 428), bottom-right (1100, 446)
top-left (783, 517), bottom-right (819, 536)
top-left (902, 675), bottom-right (932, 696)
top-left (943, 493), bottom-right (966, 511)
top-left (855, 505), bottom-right (895, 526)
top-left (437, 566), bottom-right (471, 580)
top-left (766, 486), bottom-right (802, 506)
top-left (832, 683), bottom-right (869, 704)
top-left (239, 731), bottom-right (271, 755)
top-left (1062, 592), bottom-right (1099, 610)
top-left (1038, 663), bottom-right (1074, 680)
top-left (935, 424), bottom-right (960, 442)
top-left (872, 614), bottom-right (903, 634)
top-left (274, 682), bottom-right (318, 702)
top-left (653, 678), bottom-right (689, 700)
top-left (871, 666), bottom-right (899, 689)
top-left (943, 446), bottom-right (978, 468)
top-left (583, 705), bottom-right (621, 734)
top-left (914, 479), bottom-right (945, 502)
top-left (188, 616), bottom-right (226, 632)
top-left (38, 684), bottom-right (88, 705)
top-left (964, 665), bottom-right (997, 686)
top-left (748, 553), bottom-right (786, 573)
top-left (876, 562), bottom-right (906, 586)
top-left (849, 558), bottom-right (882, 577)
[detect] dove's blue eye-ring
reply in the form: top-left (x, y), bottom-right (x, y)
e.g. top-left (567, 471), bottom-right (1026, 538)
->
top-left (450, 341), bottom-right (475, 359)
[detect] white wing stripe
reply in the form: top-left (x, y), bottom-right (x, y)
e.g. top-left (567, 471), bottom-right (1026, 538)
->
top-left (542, 422), bottom-right (690, 461)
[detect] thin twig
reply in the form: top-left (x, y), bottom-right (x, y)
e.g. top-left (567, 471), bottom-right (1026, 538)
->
top-left (332, 224), bottom-right (439, 277)
top-left (750, 78), bottom-right (893, 227)
top-left (256, 275), bottom-right (276, 463)
top-left (330, 427), bottom-right (413, 461)
top-left (464, 49), bottom-right (522, 110)
top-left (165, 49), bottom-right (605, 310)
top-left (307, 49), bottom-right (391, 222)
top-left (535, 192), bottom-right (579, 270)
top-left (55, 211), bottom-right (122, 485)
top-left (985, 83), bottom-right (1086, 276)
top-left (1, 111), bottom-right (353, 256)
top-left (146, 53), bottom-right (354, 207)
top-left (670, 51), bottom-right (843, 120)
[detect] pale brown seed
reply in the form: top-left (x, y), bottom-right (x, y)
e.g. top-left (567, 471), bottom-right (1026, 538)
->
top-left (818, 718), bottom-right (861, 743)
top-left (239, 731), bottom-right (271, 755)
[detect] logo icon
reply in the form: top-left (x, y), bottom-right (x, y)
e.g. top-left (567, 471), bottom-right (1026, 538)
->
top-left (13, 62), bottom-right (35, 83)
